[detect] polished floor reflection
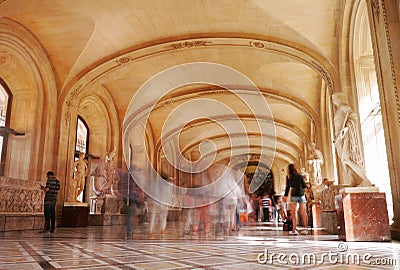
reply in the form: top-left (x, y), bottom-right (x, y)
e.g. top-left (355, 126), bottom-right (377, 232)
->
top-left (1, 221), bottom-right (399, 269)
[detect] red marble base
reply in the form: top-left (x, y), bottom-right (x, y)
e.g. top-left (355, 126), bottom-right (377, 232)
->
top-left (335, 192), bottom-right (391, 241)
top-left (312, 203), bottom-right (322, 228)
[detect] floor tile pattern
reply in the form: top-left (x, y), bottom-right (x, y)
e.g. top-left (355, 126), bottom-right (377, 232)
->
top-left (1, 222), bottom-right (399, 269)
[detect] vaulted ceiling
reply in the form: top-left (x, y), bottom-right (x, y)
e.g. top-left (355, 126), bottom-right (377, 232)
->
top-left (1, 0), bottom-right (342, 172)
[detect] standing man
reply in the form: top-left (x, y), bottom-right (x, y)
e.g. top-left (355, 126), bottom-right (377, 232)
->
top-left (260, 194), bottom-right (271, 222)
top-left (39, 171), bottom-right (61, 233)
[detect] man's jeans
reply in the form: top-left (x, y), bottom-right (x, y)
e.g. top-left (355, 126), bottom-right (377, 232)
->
top-left (44, 200), bottom-right (57, 232)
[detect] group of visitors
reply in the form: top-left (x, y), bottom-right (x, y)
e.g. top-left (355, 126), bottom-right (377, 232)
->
top-left (249, 193), bottom-right (287, 223)
top-left (181, 163), bottom-right (249, 237)
top-left (37, 163), bottom-right (308, 238)
top-left (246, 163), bottom-right (309, 236)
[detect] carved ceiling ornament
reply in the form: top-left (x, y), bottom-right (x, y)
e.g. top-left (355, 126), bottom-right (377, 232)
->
top-left (116, 56), bottom-right (132, 64)
top-left (371, 0), bottom-right (380, 21)
top-left (64, 85), bottom-right (82, 127)
top-left (166, 40), bottom-right (212, 50)
top-left (0, 52), bottom-right (10, 66)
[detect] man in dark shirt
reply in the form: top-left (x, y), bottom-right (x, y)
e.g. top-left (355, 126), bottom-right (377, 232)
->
top-left (39, 171), bottom-right (61, 233)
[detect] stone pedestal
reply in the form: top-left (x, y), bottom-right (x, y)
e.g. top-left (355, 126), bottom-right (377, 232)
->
top-left (0, 212), bottom-right (44, 232)
top-left (88, 213), bottom-right (127, 226)
top-left (321, 211), bottom-right (338, 234)
top-left (312, 202), bottom-right (322, 228)
top-left (87, 195), bottom-right (126, 226)
top-left (102, 194), bottom-right (124, 214)
top-left (335, 191), bottom-right (391, 241)
top-left (62, 202), bottom-right (89, 227)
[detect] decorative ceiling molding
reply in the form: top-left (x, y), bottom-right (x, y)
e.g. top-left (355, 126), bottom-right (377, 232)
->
top-left (152, 86), bottom-right (319, 127)
top-left (205, 145), bottom-right (295, 165)
top-left (176, 132), bottom-right (301, 162)
top-left (61, 34), bottom-right (338, 122)
top-left (155, 116), bottom-right (306, 159)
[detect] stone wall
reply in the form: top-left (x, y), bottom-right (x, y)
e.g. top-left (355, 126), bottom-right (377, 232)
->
top-left (0, 176), bottom-right (44, 213)
top-left (0, 176), bottom-right (45, 231)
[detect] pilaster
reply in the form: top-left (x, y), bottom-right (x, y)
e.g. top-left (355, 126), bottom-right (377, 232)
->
top-left (366, 0), bottom-right (400, 239)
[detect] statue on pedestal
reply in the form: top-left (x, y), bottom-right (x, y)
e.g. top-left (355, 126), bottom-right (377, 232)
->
top-left (300, 167), bottom-right (309, 182)
top-left (91, 148), bottom-right (118, 196)
top-left (320, 178), bottom-right (339, 211)
top-left (332, 93), bottom-right (372, 187)
top-left (306, 142), bottom-right (324, 203)
top-left (68, 151), bottom-right (88, 202)
top-left (307, 142), bottom-right (323, 185)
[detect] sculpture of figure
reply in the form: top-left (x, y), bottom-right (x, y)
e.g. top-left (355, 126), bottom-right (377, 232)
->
top-left (103, 148), bottom-right (117, 194)
top-left (90, 148), bottom-right (119, 197)
top-left (91, 165), bottom-right (105, 196)
top-left (300, 167), bottom-right (310, 182)
top-left (73, 152), bottom-right (88, 201)
top-left (307, 142), bottom-right (324, 185)
top-left (304, 182), bottom-right (314, 214)
top-left (332, 93), bottom-right (371, 187)
top-left (321, 178), bottom-right (339, 211)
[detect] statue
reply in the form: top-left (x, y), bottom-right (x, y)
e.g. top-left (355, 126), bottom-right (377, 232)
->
top-left (300, 167), bottom-right (309, 182)
top-left (332, 93), bottom-right (371, 187)
top-left (104, 148), bottom-right (117, 194)
top-left (304, 181), bottom-right (314, 213)
top-left (91, 148), bottom-right (118, 196)
top-left (321, 178), bottom-right (339, 211)
top-left (70, 152), bottom-right (88, 202)
top-left (91, 165), bottom-right (106, 196)
top-left (307, 142), bottom-right (324, 185)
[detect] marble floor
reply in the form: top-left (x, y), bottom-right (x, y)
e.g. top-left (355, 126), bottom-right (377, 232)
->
top-left (1, 221), bottom-right (399, 269)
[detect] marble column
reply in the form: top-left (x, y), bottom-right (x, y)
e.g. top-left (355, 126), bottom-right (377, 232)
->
top-left (366, 0), bottom-right (400, 239)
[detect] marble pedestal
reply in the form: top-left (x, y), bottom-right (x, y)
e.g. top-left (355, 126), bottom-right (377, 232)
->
top-left (88, 213), bottom-right (127, 226)
top-left (62, 202), bottom-right (89, 227)
top-left (335, 192), bottom-right (391, 241)
top-left (321, 211), bottom-right (338, 234)
top-left (87, 195), bottom-right (126, 226)
top-left (0, 212), bottom-right (44, 232)
top-left (312, 203), bottom-right (321, 228)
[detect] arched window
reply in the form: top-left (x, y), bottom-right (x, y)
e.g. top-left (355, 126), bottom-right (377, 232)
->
top-left (0, 78), bottom-right (12, 176)
top-left (75, 116), bottom-right (89, 202)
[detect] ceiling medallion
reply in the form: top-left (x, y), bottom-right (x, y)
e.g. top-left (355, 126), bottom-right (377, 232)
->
top-left (0, 52), bottom-right (10, 66)
top-left (167, 40), bottom-right (212, 50)
top-left (116, 56), bottom-right (132, 64)
top-left (250, 41), bottom-right (265, 49)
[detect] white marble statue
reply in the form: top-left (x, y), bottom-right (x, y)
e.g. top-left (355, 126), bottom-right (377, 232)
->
top-left (307, 142), bottom-right (324, 185)
top-left (300, 167), bottom-right (310, 182)
top-left (91, 148), bottom-right (118, 196)
top-left (332, 92), bottom-right (371, 187)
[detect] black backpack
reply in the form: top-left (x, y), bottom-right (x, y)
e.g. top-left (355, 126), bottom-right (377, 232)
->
top-left (283, 219), bottom-right (293, 231)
